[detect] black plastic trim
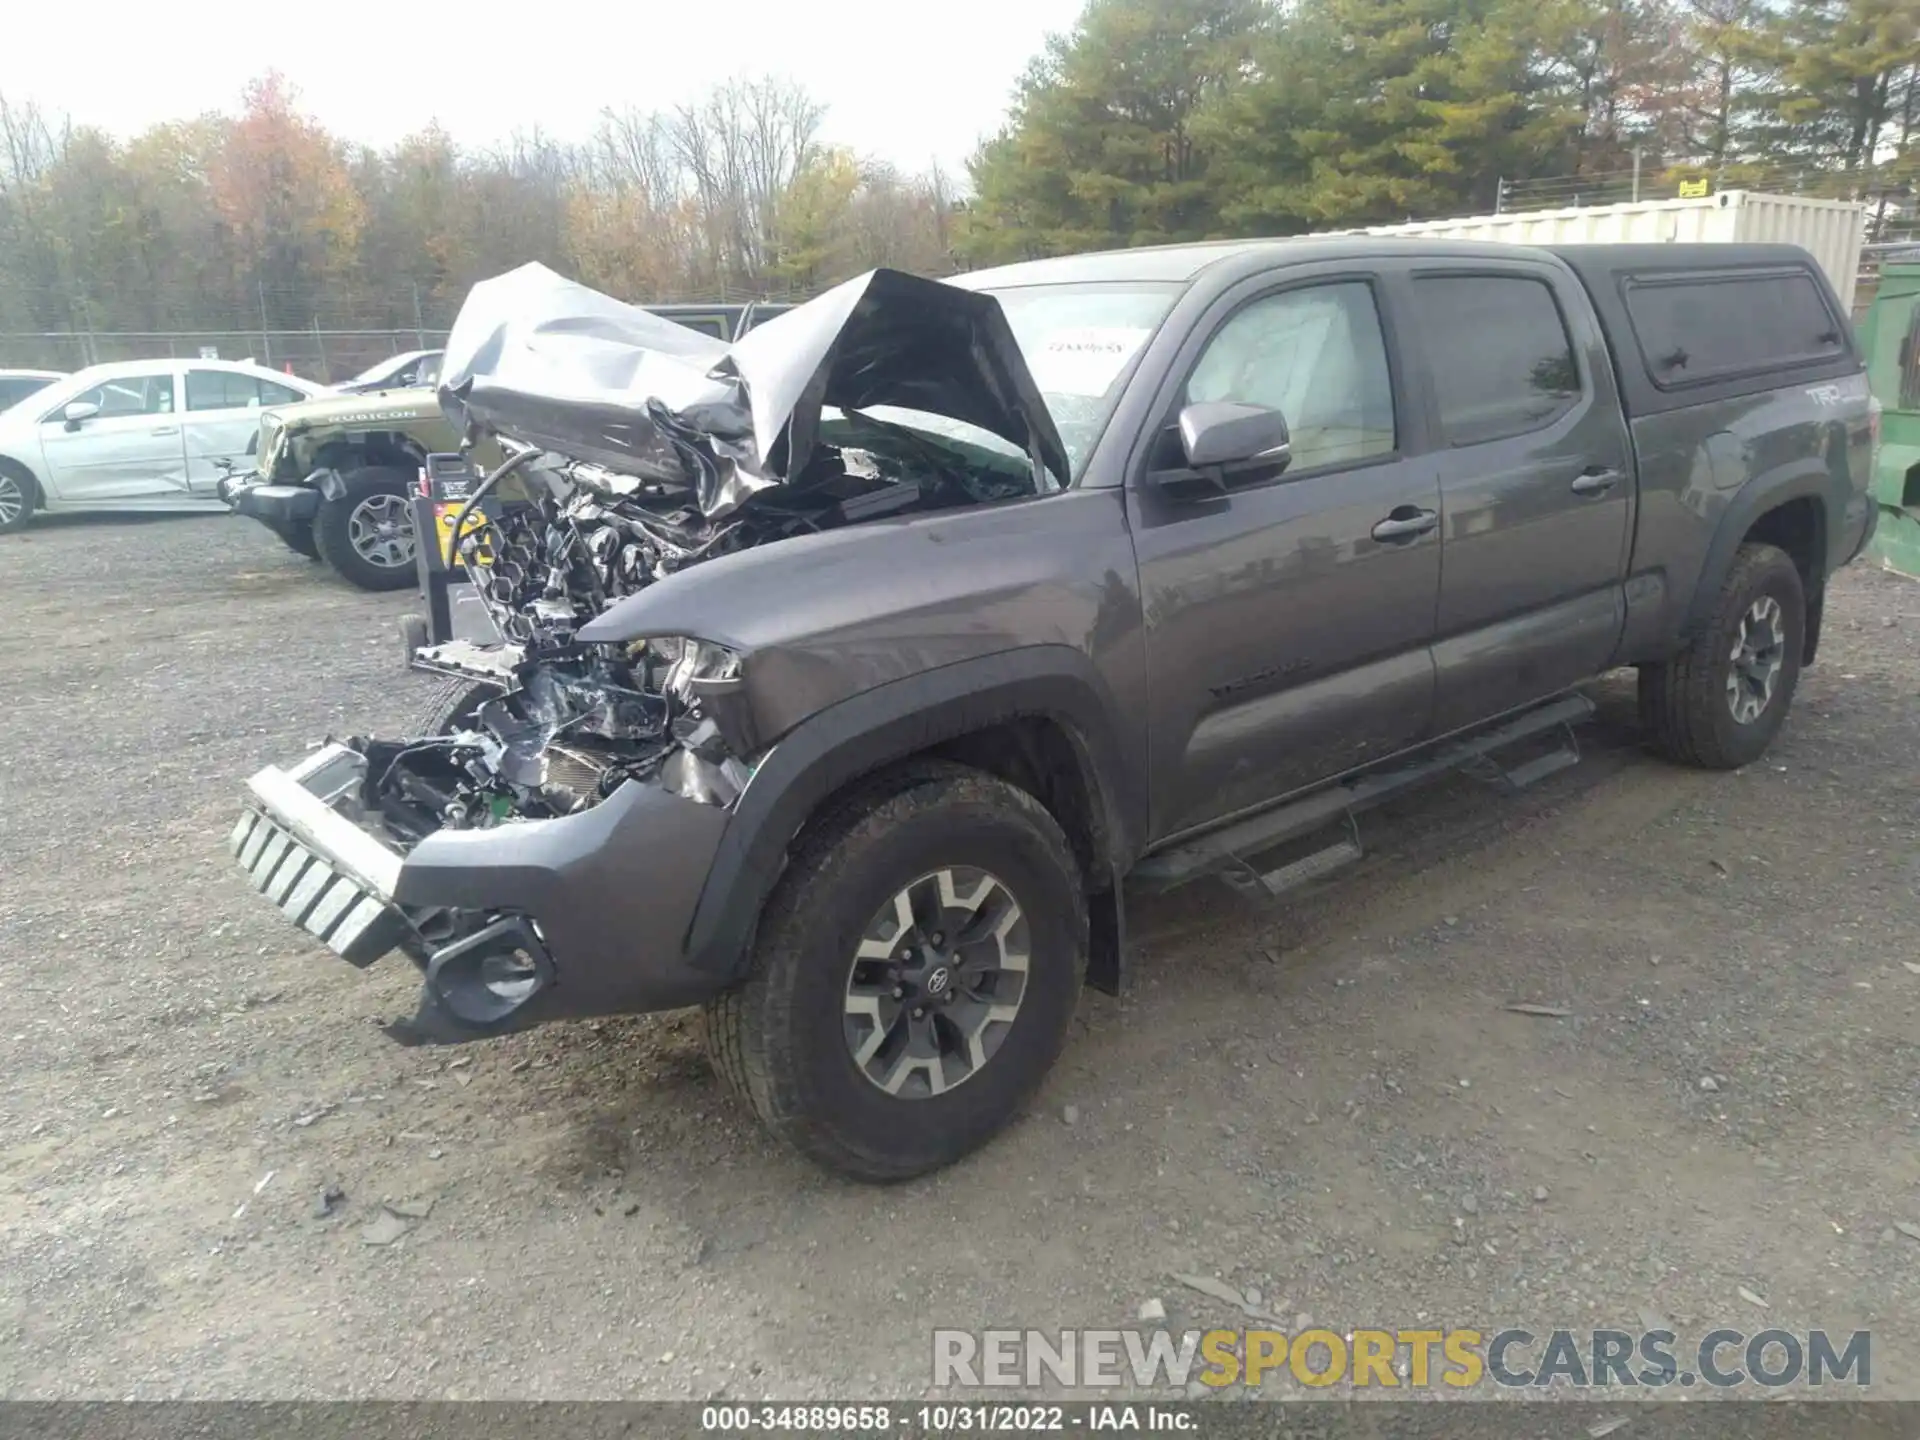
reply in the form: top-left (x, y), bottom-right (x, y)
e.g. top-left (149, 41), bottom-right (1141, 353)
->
top-left (231, 483), bottom-right (320, 524)
top-left (681, 645), bottom-right (1141, 978)
top-left (1681, 461), bottom-right (1836, 638)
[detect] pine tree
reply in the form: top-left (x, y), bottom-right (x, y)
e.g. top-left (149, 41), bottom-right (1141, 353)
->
top-left (1746, 0), bottom-right (1920, 174)
top-left (958, 0), bottom-right (1270, 262)
top-left (1206, 0), bottom-right (1586, 229)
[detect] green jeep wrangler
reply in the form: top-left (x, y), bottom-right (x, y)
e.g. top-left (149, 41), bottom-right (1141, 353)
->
top-left (220, 387), bottom-right (500, 591)
top-left (219, 301), bottom-right (793, 590)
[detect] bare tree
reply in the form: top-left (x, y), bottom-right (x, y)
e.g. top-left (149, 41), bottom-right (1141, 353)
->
top-left (668, 77), bottom-right (823, 292)
top-left (0, 94), bottom-right (72, 331)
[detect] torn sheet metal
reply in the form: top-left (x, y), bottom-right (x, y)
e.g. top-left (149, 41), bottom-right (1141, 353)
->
top-left (437, 263), bottom-right (734, 494)
top-left (437, 263), bottom-right (1070, 519)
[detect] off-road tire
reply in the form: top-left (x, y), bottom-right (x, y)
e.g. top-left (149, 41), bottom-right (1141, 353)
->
top-left (0, 461), bottom-right (37, 535)
top-left (414, 678), bottom-right (500, 735)
top-left (313, 466), bottom-right (416, 591)
top-left (703, 761), bottom-right (1087, 1182)
top-left (267, 518), bottom-right (320, 561)
top-left (1638, 542), bottom-right (1805, 769)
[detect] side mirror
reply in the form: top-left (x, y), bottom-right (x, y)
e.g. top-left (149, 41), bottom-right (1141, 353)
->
top-left (1179, 401), bottom-right (1291, 472)
top-left (62, 400), bottom-right (100, 430)
top-left (1151, 402), bottom-right (1292, 499)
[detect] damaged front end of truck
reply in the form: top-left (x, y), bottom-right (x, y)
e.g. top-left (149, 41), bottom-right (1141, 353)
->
top-left (229, 261), bottom-right (1071, 1044)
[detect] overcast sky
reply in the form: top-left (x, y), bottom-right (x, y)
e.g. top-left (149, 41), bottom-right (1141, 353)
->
top-left (0, 0), bottom-right (1086, 178)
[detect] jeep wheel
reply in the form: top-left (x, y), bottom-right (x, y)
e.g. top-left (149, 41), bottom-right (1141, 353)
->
top-left (1638, 542), bottom-right (1805, 769)
top-left (0, 463), bottom-right (36, 535)
top-left (703, 762), bottom-right (1086, 1182)
top-left (314, 466), bottom-right (417, 591)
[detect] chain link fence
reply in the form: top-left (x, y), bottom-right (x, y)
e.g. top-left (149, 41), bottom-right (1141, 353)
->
top-left (0, 328), bottom-right (452, 383)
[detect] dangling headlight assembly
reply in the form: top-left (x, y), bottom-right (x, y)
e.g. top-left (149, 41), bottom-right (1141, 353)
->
top-left (645, 636), bottom-right (761, 763)
top-left (654, 637), bottom-right (742, 707)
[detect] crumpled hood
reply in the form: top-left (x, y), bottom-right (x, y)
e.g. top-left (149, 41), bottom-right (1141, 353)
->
top-left (437, 263), bottom-right (1071, 518)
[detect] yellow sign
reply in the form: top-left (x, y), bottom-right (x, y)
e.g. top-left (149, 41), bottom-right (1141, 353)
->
top-left (434, 503), bottom-right (493, 566)
top-left (1678, 178), bottom-right (1711, 198)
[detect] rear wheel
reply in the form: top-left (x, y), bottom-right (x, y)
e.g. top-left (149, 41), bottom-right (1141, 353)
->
top-left (1638, 542), bottom-right (1805, 769)
top-left (703, 762), bottom-right (1086, 1182)
top-left (314, 466), bottom-right (417, 591)
top-left (0, 463), bottom-right (37, 535)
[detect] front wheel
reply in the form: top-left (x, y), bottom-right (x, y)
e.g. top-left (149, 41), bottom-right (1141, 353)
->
top-left (1638, 542), bottom-right (1805, 769)
top-left (0, 464), bottom-right (37, 535)
top-left (313, 466), bottom-right (417, 591)
top-left (703, 762), bottom-right (1087, 1182)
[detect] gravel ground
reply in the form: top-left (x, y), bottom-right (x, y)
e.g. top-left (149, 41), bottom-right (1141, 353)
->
top-left (1, 512), bottom-right (1917, 1402)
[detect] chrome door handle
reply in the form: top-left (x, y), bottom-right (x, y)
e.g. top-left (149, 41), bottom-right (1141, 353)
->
top-left (151, 426), bottom-right (180, 437)
top-left (1371, 508), bottom-right (1438, 542)
top-left (1571, 467), bottom-right (1624, 496)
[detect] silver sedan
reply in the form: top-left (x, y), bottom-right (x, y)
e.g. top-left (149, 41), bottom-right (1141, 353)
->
top-left (0, 359), bottom-right (324, 533)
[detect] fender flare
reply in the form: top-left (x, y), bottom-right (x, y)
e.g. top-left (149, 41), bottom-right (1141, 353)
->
top-left (310, 436), bottom-right (427, 481)
top-left (680, 645), bottom-right (1144, 983)
top-left (372, 432), bottom-right (432, 469)
top-left (1680, 458), bottom-right (1836, 640)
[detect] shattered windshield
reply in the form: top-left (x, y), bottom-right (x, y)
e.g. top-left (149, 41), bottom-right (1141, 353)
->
top-left (835, 282), bottom-right (1180, 480)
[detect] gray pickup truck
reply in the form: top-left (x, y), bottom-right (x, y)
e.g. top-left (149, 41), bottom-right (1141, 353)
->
top-left (227, 243), bottom-right (1875, 1180)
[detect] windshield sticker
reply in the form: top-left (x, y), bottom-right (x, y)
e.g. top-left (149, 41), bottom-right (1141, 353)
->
top-left (1027, 327), bottom-right (1152, 397)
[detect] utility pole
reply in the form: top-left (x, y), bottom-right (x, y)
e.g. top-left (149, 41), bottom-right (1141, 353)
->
top-left (69, 285), bottom-right (96, 367)
top-left (257, 278), bottom-right (272, 367)
top-left (1632, 146), bottom-right (1644, 204)
top-left (413, 284), bottom-right (426, 350)
top-left (1494, 178), bottom-right (1506, 215)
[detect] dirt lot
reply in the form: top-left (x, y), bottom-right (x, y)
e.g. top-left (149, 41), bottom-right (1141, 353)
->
top-left (1, 512), bottom-right (1917, 1401)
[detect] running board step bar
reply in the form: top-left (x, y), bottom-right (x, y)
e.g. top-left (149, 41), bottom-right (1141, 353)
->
top-left (1221, 834), bottom-right (1364, 901)
top-left (1132, 692), bottom-right (1595, 893)
top-left (1496, 744), bottom-right (1583, 791)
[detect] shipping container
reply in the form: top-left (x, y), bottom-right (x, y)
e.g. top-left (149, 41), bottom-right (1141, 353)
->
top-left (1338, 191), bottom-right (1867, 313)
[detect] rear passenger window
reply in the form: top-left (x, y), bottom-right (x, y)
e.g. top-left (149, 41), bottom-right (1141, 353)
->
top-left (1624, 269), bottom-right (1846, 390)
top-left (1411, 276), bottom-right (1582, 445)
top-left (1182, 281), bottom-right (1396, 471)
top-left (187, 370), bottom-right (269, 411)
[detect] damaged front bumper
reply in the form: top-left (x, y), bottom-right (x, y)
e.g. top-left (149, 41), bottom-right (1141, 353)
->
top-left (220, 469), bottom-right (322, 526)
top-left (231, 741), bottom-right (734, 1044)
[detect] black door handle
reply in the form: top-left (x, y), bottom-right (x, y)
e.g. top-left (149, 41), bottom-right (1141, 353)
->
top-left (1571, 467), bottom-right (1625, 497)
top-left (1371, 507), bottom-right (1438, 542)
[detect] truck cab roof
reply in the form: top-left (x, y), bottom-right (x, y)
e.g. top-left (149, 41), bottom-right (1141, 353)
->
top-left (955, 234), bottom-right (1841, 289)
top-left (958, 237), bottom-right (1859, 421)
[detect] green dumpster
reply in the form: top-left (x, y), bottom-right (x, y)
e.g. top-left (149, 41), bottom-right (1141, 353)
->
top-left (1859, 260), bottom-right (1920, 579)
